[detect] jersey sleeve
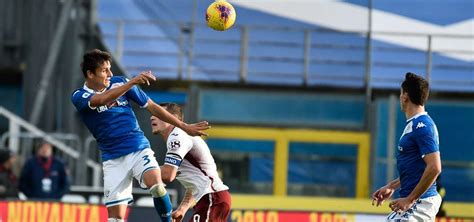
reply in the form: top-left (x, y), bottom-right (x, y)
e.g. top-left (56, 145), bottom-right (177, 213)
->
top-left (414, 122), bottom-right (439, 156)
top-left (122, 77), bottom-right (150, 108)
top-left (71, 90), bottom-right (95, 111)
top-left (164, 134), bottom-right (193, 168)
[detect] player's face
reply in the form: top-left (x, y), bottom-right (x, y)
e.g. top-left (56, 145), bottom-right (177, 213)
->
top-left (150, 116), bottom-right (168, 134)
top-left (400, 88), bottom-right (408, 111)
top-left (89, 60), bottom-right (113, 90)
top-left (38, 143), bottom-right (52, 157)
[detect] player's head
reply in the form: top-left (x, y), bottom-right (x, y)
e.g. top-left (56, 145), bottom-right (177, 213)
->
top-left (35, 140), bottom-right (53, 158)
top-left (81, 49), bottom-right (113, 89)
top-left (0, 148), bottom-right (15, 169)
top-left (150, 103), bottom-right (184, 134)
top-left (400, 72), bottom-right (430, 111)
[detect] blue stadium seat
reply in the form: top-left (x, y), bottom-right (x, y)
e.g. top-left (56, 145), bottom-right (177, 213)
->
top-left (98, 0), bottom-right (473, 92)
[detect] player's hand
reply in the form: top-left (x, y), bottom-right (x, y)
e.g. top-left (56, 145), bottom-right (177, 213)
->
top-left (131, 71), bottom-right (156, 86)
top-left (371, 185), bottom-right (395, 207)
top-left (389, 197), bottom-right (415, 213)
top-left (183, 121), bottom-right (210, 137)
top-left (171, 209), bottom-right (184, 222)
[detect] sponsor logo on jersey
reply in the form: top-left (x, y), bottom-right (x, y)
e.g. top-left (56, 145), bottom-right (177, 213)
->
top-left (165, 156), bottom-right (181, 167)
top-left (398, 146), bottom-right (403, 151)
top-left (168, 139), bottom-right (181, 150)
top-left (416, 122), bottom-right (426, 129)
top-left (97, 105), bottom-right (109, 113)
top-left (82, 92), bottom-right (91, 98)
top-left (96, 99), bottom-right (128, 113)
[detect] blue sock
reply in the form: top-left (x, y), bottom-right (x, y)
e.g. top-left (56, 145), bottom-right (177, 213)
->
top-left (153, 193), bottom-right (172, 222)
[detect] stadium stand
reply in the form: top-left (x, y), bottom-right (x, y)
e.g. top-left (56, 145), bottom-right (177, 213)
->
top-left (98, 0), bottom-right (473, 91)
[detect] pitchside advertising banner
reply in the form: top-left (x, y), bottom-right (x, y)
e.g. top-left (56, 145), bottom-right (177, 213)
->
top-left (1, 201), bottom-right (473, 222)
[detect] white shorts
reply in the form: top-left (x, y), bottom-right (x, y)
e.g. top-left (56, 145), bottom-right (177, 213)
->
top-left (386, 194), bottom-right (442, 222)
top-left (102, 148), bottom-right (159, 207)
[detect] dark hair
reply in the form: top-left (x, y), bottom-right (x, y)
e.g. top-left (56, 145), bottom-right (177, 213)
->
top-left (80, 49), bottom-right (112, 78)
top-left (0, 149), bottom-right (12, 164)
top-left (401, 72), bottom-right (429, 106)
top-left (160, 103), bottom-right (184, 121)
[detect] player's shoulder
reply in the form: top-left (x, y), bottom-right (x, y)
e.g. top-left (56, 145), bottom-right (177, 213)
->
top-left (107, 76), bottom-right (129, 89)
top-left (168, 127), bottom-right (192, 141)
top-left (412, 114), bottom-right (434, 132)
top-left (110, 76), bottom-right (127, 83)
top-left (71, 87), bottom-right (91, 100)
top-left (167, 127), bottom-right (193, 151)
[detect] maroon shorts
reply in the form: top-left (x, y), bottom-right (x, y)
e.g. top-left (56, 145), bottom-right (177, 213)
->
top-left (190, 190), bottom-right (231, 222)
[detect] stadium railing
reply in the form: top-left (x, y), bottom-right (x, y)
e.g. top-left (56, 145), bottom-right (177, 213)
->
top-left (0, 106), bottom-right (102, 187)
top-left (98, 19), bottom-right (474, 92)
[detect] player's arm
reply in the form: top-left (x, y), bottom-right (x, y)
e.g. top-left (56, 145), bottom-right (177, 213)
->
top-left (160, 164), bottom-right (178, 184)
top-left (406, 152), bottom-right (441, 203)
top-left (372, 178), bottom-right (400, 206)
top-left (89, 71), bottom-right (155, 107)
top-left (171, 189), bottom-right (196, 222)
top-left (146, 100), bottom-right (210, 137)
top-left (387, 178), bottom-right (401, 190)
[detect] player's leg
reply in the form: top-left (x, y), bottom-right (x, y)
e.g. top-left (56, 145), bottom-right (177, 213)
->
top-left (103, 157), bottom-right (134, 221)
top-left (189, 193), bottom-right (212, 222)
top-left (209, 190), bottom-right (232, 222)
top-left (410, 195), bottom-right (442, 221)
top-left (144, 169), bottom-right (172, 222)
top-left (107, 205), bottom-right (127, 222)
top-left (132, 149), bottom-right (172, 222)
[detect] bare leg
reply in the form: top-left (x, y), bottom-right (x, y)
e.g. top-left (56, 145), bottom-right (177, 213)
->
top-left (107, 204), bottom-right (128, 220)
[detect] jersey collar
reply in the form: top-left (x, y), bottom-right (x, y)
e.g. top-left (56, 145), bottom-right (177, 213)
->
top-left (83, 82), bottom-right (107, 94)
top-left (406, 111), bottom-right (428, 122)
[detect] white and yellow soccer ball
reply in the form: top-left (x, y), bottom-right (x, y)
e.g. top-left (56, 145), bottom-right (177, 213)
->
top-left (206, 0), bottom-right (236, 31)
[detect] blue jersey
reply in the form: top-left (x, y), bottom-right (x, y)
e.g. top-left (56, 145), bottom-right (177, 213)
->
top-left (71, 76), bottom-right (151, 161)
top-left (397, 112), bottom-right (439, 199)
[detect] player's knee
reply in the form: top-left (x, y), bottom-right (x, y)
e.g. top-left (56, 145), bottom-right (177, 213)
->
top-left (149, 183), bottom-right (167, 198)
top-left (107, 218), bottom-right (124, 222)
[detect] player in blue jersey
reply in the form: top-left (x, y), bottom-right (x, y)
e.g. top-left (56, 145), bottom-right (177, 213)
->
top-left (372, 73), bottom-right (442, 221)
top-left (71, 49), bottom-right (209, 222)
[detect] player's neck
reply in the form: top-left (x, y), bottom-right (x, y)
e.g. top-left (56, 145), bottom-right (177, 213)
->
top-left (160, 126), bottom-right (174, 140)
top-left (404, 104), bottom-right (425, 120)
top-left (85, 81), bottom-right (106, 92)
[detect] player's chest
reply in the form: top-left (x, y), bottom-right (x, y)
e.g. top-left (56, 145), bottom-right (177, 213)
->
top-left (96, 96), bottom-right (129, 113)
top-left (398, 133), bottom-right (417, 153)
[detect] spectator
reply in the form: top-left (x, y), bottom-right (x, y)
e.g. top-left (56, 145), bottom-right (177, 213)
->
top-left (0, 148), bottom-right (19, 199)
top-left (19, 141), bottom-right (69, 200)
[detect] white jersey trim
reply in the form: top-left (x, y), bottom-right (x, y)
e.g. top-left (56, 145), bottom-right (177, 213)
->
top-left (140, 101), bottom-right (149, 108)
top-left (205, 194), bottom-right (212, 222)
top-left (406, 111), bottom-right (428, 122)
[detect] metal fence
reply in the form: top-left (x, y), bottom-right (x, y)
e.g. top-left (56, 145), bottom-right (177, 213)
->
top-left (0, 106), bottom-right (102, 187)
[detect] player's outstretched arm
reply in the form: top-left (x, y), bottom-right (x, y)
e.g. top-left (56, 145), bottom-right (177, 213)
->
top-left (146, 100), bottom-right (210, 136)
top-left (372, 178), bottom-right (400, 207)
top-left (89, 71), bottom-right (156, 107)
top-left (171, 189), bottom-right (196, 222)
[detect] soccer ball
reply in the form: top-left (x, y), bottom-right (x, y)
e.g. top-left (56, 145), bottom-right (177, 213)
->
top-left (206, 0), bottom-right (236, 31)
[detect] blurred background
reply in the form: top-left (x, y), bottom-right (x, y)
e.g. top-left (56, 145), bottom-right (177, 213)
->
top-left (0, 0), bottom-right (472, 221)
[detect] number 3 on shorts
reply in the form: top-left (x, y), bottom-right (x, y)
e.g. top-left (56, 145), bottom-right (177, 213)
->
top-left (142, 155), bottom-right (151, 166)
